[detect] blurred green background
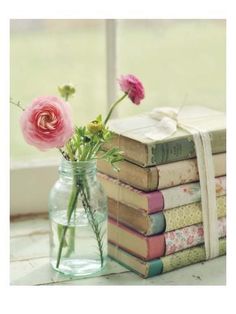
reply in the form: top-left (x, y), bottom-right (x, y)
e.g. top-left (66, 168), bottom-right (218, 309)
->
top-left (10, 19), bottom-right (226, 162)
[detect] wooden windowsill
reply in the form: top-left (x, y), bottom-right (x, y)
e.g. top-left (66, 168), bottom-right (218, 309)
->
top-left (10, 214), bottom-right (226, 285)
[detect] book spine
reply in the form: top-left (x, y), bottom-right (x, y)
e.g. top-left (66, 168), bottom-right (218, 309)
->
top-left (146, 213), bottom-right (165, 235)
top-left (108, 218), bottom-right (165, 260)
top-left (146, 191), bottom-right (164, 213)
top-left (147, 260), bottom-right (163, 278)
top-left (149, 137), bottom-right (195, 165)
top-left (148, 129), bottom-right (226, 166)
top-left (146, 235), bottom-right (165, 260)
top-left (108, 242), bottom-right (163, 278)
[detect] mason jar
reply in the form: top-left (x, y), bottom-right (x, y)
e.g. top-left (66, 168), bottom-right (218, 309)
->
top-left (48, 159), bottom-right (108, 276)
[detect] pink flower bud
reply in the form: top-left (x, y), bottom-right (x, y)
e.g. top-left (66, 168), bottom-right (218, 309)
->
top-left (118, 74), bottom-right (145, 105)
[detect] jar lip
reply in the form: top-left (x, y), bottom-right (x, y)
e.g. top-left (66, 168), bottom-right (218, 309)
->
top-left (59, 158), bottom-right (97, 174)
top-left (61, 158), bottom-right (97, 166)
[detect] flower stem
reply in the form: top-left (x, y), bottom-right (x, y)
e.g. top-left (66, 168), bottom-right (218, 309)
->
top-left (56, 225), bottom-right (68, 268)
top-left (56, 181), bottom-right (79, 269)
top-left (66, 142), bottom-right (76, 161)
top-left (58, 148), bottom-right (69, 160)
top-left (55, 164), bottom-right (105, 270)
top-left (86, 141), bottom-right (101, 160)
top-left (10, 98), bottom-right (25, 111)
top-left (79, 179), bottom-right (104, 267)
top-left (104, 93), bottom-right (128, 125)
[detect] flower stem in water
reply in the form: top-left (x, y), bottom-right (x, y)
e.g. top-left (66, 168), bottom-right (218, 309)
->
top-left (56, 183), bottom-right (79, 268)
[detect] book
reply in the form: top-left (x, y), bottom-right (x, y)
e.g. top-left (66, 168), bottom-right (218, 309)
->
top-left (104, 106), bottom-right (226, 167)
top-left (108, 193), bottom-right (226, 235)
top-left (98, 173), bottom-right (226, 214)
top-left (108, 196), bottom-right (226, 260)
top-left (108, 238), bottom-right (226, 278)
top-left (164, 217), bottom-right (226, 255)
top-left (109, 216), bottom-right (226, 258)
top-left (97, 153), bottom-right (226, 191)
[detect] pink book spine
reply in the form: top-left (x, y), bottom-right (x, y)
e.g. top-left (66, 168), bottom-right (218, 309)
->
top-left (108, 218), bottom-right (165, 260)
top-left (98, 173), bottom-right (164, 213)
top-left (146, 191), bottom-right (164, 213)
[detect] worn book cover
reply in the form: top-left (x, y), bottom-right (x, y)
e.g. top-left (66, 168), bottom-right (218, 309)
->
top-left (108, 197), bottom-right (226, 261)
top-left (98, 173), bottom-right (226, 214)
top-left (97, 153), bottom-right (226, 191)
top-left (108, 191), bottom-right (226, 235)
top-left (104, 106), bottom-right (226, 167)
top-left (108, 217), bottom-right (226, 260)
top-left (108, 238), bottom-right (226, 278)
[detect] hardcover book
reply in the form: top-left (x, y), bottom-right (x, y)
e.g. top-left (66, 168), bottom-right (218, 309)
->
top-left (108, 196), bottom-right (226, 260)
top-left (97, 153), bottom-right (226, 191)
top-left (104, 106), bottom-right (226, 167)
top-left (108, 193), bottom-right (226, 235)
top-left (98, 173), bottom-right (226, 214)
top-left (108, 238), bottom-right (226, 278)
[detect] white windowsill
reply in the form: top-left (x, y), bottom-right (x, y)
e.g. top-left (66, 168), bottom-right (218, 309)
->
top-left (10, 161), bottom-right (59, 216)
top-left (10, 214), bottom-right (226, 285)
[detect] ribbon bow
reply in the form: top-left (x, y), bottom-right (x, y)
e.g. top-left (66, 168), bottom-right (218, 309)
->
top-left (145, 107), bottom-right (180, 140)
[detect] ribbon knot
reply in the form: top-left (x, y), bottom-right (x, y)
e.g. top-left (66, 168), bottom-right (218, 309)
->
top-left (145, 107), bottom-right (181, 141)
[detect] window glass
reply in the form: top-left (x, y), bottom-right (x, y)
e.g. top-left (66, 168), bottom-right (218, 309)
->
top-left (117, 19), bottom-right (226, 117)
top-left (10, 20), bottom-right (106, 162)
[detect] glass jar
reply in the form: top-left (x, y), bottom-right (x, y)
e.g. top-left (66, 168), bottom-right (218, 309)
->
top-left (48, 159), bottom-right (108, 276)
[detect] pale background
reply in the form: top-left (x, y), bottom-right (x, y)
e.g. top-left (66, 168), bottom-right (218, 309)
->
top-left (2, 0), bottom-right (235, 309)
top-left (10, 19), bottom-right (226, 162)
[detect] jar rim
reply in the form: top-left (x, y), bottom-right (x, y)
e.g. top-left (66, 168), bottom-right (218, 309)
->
top-left (59, 158), bottom-right (97, 175)
top-left (61, 158), bottom-right (97, 166)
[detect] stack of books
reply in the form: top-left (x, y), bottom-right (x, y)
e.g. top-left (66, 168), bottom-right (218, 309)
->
top-left (98, 107), bottom-right (226, 278)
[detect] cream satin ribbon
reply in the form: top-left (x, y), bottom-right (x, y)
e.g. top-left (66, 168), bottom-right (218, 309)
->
top-left (146, 107), bottom-right (219, 259)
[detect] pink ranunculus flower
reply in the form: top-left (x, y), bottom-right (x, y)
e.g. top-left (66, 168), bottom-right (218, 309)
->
top-left (20, 96), bottom-right (74, 150)
top-left (118, 74), bottom-right (145, 105)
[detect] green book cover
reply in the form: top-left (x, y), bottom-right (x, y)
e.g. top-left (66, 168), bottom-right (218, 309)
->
top-left (107, 106), bottom-right (226, 167)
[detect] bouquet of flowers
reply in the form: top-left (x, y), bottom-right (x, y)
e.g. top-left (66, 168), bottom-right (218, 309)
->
top-left (11, 74), bottom-right (144, 275)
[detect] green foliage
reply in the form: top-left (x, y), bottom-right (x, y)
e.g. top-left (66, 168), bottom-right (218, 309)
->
top-left (61, 112), bottom-right (123, 169)
top-left (98, 147), bottom-right (124, 171)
